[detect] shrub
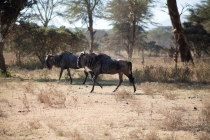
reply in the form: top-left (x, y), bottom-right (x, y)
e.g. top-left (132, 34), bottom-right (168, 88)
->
top-left (0, 70), bottom-right (11, 77)
top-left (18, 59), bottom-right (44, 70)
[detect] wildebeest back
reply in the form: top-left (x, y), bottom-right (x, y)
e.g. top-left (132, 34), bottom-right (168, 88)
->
top-left (100, 58), bottom-right (119, 74)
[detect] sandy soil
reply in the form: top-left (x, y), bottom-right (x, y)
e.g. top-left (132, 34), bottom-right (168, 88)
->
top-left (0, 73), bottom-right (209, 140)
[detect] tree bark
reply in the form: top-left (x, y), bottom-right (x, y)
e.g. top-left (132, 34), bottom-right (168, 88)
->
top-left (89, 19), bottom-right (94, 53)
top-left (167, 0), bottom-right (194, 64)
top-left (0, 42), bottom-right (7, 73)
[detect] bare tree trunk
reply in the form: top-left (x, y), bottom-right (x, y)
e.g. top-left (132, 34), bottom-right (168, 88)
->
top-left (128, 44), bottom-right (133, 60)
top-left (167, 0), bottom-right (194, 64)
top-left (87, 3), bottom-right (94, 53)
top-left (0, 42), bottom-right (7, 73)
top-left (141, 45), bottom-right (144, 64)
top-left (89, 23), bottom-right (94, 53)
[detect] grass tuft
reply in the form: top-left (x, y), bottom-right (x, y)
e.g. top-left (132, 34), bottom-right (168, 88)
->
top-left (114, 88), bottom-right (134, 101)
top-left (37, 83), bottom-right (66, 108)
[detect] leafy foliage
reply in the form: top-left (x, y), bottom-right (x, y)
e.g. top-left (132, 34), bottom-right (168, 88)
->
top-left (30, 0), bottom-right (62, 27)
top-left (183, 22), bottom-right (210, 57)
top-left (187, 0), bottom-right (210, 32)
top-left (146, 26), bottom-right (174, 48)
top-left (0, 70), bottom-right (11, 77)
top-left (106, 0), bottom-right (155, 59)
top-left (12, 22), bottom-right (86, 65)
top-left (0, 0), bottom-right (36, 73)
top-left (62, 0), bottom-right (104, 52)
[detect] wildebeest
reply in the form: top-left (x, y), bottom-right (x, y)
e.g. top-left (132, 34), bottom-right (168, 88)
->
top-left (77, 52), bottom-right (136, 93)
top-left (45, 51), bottom-right (102, 87)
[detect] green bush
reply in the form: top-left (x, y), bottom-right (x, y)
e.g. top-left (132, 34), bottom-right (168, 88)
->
top-left (0, 70), bottom-right (12, 77)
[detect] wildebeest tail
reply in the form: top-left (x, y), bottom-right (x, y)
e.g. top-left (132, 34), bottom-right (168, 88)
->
top-left (128, 62), bottom-right (134, 83)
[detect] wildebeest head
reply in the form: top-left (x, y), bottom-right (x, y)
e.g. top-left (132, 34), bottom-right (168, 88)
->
top-left (45, 54), bottom-right (55, 69)
top-left (77, 51), bottom-right (88, 68)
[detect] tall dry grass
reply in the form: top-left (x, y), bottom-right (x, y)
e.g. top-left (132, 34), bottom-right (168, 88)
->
top-left (37, 83), bottom-right (66, 108)
top-left (133, 59), bottom-right (210, 84)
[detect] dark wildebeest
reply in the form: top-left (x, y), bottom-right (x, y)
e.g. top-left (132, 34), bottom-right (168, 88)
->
top-left (77, 52), bottom-right (136, 93)
top-left (45, 51), bottom-right (102, 87)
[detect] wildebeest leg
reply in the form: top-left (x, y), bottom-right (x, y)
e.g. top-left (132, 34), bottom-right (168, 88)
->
top-left (113, 73), bottom-right (123, 92)
top-left (89, 71), bottom-right (103, 88)
top-left (127, 74), bottom-right (136, 92)
top-left (83, 71), bottom-right (102, 88)
top-left (82, 71), bottom-right (88, 85)
top-left (67, 68), bottom-right (72, 84)
top-left (90, 74), bottom-right (98, 93)
top-left (132, 82), bottom-right (136, 92)
top-left (59, 69), bottom-right (64, 81)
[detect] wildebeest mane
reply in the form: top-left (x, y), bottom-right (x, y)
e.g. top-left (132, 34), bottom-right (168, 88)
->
top-left (84, 53), bottom-right (112, 71)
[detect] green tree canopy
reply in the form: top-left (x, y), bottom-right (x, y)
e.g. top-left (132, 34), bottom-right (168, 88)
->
top-left (106, 0), bottom-right (154, 60)
top-left (30, 0), bottom-right (63, 27)
top-left (187, 0), bottom-right (210, 32)
top-left (146, 26), bottom-right (174, 48)
top-left (0, 0), bottom-right (35, 74)
top-left (13, 23), bottom-right (86, 65)
top-left (183, 22), bottom-right (210, 57)
top-left (62, 0), bottom-right (104, 52)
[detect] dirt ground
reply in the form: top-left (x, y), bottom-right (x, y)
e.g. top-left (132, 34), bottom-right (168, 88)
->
top-left (0, 69), bottom-right (209, 140)
top-left (1, 52), bottom-right (210, 140)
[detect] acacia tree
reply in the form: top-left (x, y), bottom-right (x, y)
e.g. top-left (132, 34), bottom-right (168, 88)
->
top-left (13, 23), bottom-right (86, 64)
top-left (167, 0), bottom-right (194, 64)
top-left (106, 0), bottom-right (154, 60)
top-left (63, 0), bottom-right (104, 53)
top-left (183, 22), bottom-right (210, 57)
top-left (187, 0), bottom-right (210, 33)
top-left (0, 0), bottom-right (35, 74)
top-left (31, 0), bottom-right (62, 27)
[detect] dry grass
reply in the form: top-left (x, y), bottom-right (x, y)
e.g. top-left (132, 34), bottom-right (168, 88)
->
top-left (130, 99), bottom-right (142, 116)
top-left (141, 82), bottom-right (155, 98)
top-left (160, 109), bottom-right (183, 131)
top-left (202, 99), bottom-right (210, 122)
top-left (162, 90), bottom-right (178, 100)
top-left (144, 130), bottom-right (160, 140)
top-left (21, 94), bottom-right (30, 112)
top-left (164, 132), bottom-right (178, 140)
top-left (114, 88), bottom-right (135, 101)
top-left (48, 123), bottom-right (84, 139)
top-left (0, 109), bottom-right (7, 118)
top-left (0, 98), bottom-right (11, 107)
top-left (71, 96), bottom-right (78, 107)
top-left (29, 120), bottom-right (41, 130)
top-left (23, 80), bottom-right (35, 94)
top-left (1, 53), bottom-right (210, 140)
top-left (37, 83), bottom-right (66, 108)
top-left (197, 131), bottom-right (210, 140)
